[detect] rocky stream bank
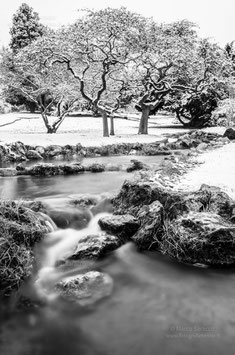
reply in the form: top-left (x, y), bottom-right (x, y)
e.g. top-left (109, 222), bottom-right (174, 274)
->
top-left (1, 127), bottom-right (235, 304)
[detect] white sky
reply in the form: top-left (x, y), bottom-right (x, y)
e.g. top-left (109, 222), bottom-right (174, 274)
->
top-left (0, 0), bottom-right (234, 48)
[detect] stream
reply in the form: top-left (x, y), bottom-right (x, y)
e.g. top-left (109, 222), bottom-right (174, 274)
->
top-left (0, 154), bottom-right (235, 355)
top-left (0, 155), bottom-right (163, 199)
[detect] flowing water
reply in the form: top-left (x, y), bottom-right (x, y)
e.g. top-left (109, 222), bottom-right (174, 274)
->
top-left (0, 155), bottom-right (235, 355)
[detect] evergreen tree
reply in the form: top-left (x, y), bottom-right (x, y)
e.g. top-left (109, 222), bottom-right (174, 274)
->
top-left (9, 3), bottom-right (44, 52)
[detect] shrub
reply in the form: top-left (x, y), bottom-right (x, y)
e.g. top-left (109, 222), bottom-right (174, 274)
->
top-left (0, 99), bottom-right (12, 114)
top-left (210, 99), bottom-right (235, 127)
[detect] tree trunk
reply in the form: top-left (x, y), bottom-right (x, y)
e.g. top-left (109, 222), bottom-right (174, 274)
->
top-left (138, 106), bottom-right (150, 134)
top-left (102, 111), bottom-right (109, 137)
top-left (47, 126), bottom-right (56, 134)
top-left (40, 112), bottom-right (57, 133)
top-left (110, 116), bottom-right (115, 136)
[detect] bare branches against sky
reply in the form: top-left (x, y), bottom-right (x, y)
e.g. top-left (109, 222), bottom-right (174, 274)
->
top-left (0, 0), bottom-right (234, 47)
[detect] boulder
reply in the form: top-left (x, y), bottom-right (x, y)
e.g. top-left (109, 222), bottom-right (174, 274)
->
top-left (114, 179), bottom-right (234, 220)
top-left (35, 146), bottom-right (45, 156)
top-left (126, 159), bottom-right (147, 172)
top-left (16, 163), bottom-right (26, 172)
top-left (10, 141), bottom-right (27, 156)
top-left (45, 145), bottom-right (62, 157)
top-left (26, 163), bottom-right (63, 176)
top-left (25, 163), bottom-right (85, 176)
top-left (113, 178), bottom-right (188, 217)
top-left (98, 214), bottom-right (140, 239)
top-left (132, 201), bottom-right (163, 249)
top-left (184, 184), bottom-right (234, 218)
top-left (61, 145), bottom-right (76, 155)
top-left (62, 163), bottom-right (85, 174)
top-left (197, 142), bottom-right (208, 151)
top-left (69, 232), bottom-right (121, 260)
top-left (161, 212), bottom-right (235, 265)
top-left (55, 271), bottom-right (113, 305)
top-left (85, 163), bottom-right (105, 173)
top-left (223, 127), bottom-right (235, 140)
top-left (26, 150), bottom-right (43, 160)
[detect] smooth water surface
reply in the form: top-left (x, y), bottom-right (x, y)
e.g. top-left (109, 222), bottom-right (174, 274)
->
top-left (0, 155), bottom-right (163, 200)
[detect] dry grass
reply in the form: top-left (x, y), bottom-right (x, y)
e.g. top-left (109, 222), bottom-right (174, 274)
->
top-left (158, 217), bottom-right (235, 266)
top-left (0, 200), bottom-right (48, 296)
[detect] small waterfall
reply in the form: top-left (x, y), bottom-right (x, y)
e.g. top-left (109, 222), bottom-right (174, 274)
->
top-left (35, 212), bottom-right (111, 300)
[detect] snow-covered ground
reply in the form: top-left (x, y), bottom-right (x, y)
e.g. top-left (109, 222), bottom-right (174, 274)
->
top-left (175, 142), bottom-right (235, 199)
top-left (0, 112), bottom-right (226, 147)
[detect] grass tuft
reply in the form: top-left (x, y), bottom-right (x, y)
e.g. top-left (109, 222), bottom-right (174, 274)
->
top-left (0, 200), bottom-right (49, 296)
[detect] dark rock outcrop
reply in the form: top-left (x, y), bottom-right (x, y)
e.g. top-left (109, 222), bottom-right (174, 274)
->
top-left (25, 163), bottom-right (85, 176)
top-left (113, 178), bottom-right (189, 218)
top-left (113, 176), bottom-right (235, 266)
top-left (85, 163), bottom-right (105, 173)
top-left (98, 214), bottom-right (140, 239)
top-left (126, 159), bottom-right (148, 172)
top-left (132, 201), bottom-right (163, 249)
top-left (160, 212), bottom-right (235, 265)
top-left (69, 232), bottom-right (121, 260)
top-left (223, 127), bottom-right (235, 140)
top-left (26, 150), bottom-right (43, 160)
top-left (184, 184), bottom-right (234, 218)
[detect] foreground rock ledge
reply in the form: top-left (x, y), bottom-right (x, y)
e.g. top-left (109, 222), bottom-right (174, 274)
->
top-left (111, 178), bottom-right (235, 266)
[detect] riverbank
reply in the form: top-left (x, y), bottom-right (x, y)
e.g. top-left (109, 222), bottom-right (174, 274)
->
top-left (0, 124), bottom-right (235, 299)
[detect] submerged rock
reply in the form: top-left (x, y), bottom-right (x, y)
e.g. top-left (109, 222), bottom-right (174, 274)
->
top-left (69, 232), bottom-right (121, 260)
top-left (48, 206), bottom-right (92, 229)
top-left (98, 214), bottom-right (140, 239)
top-left (55, 271), bottom-right (113, 306)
